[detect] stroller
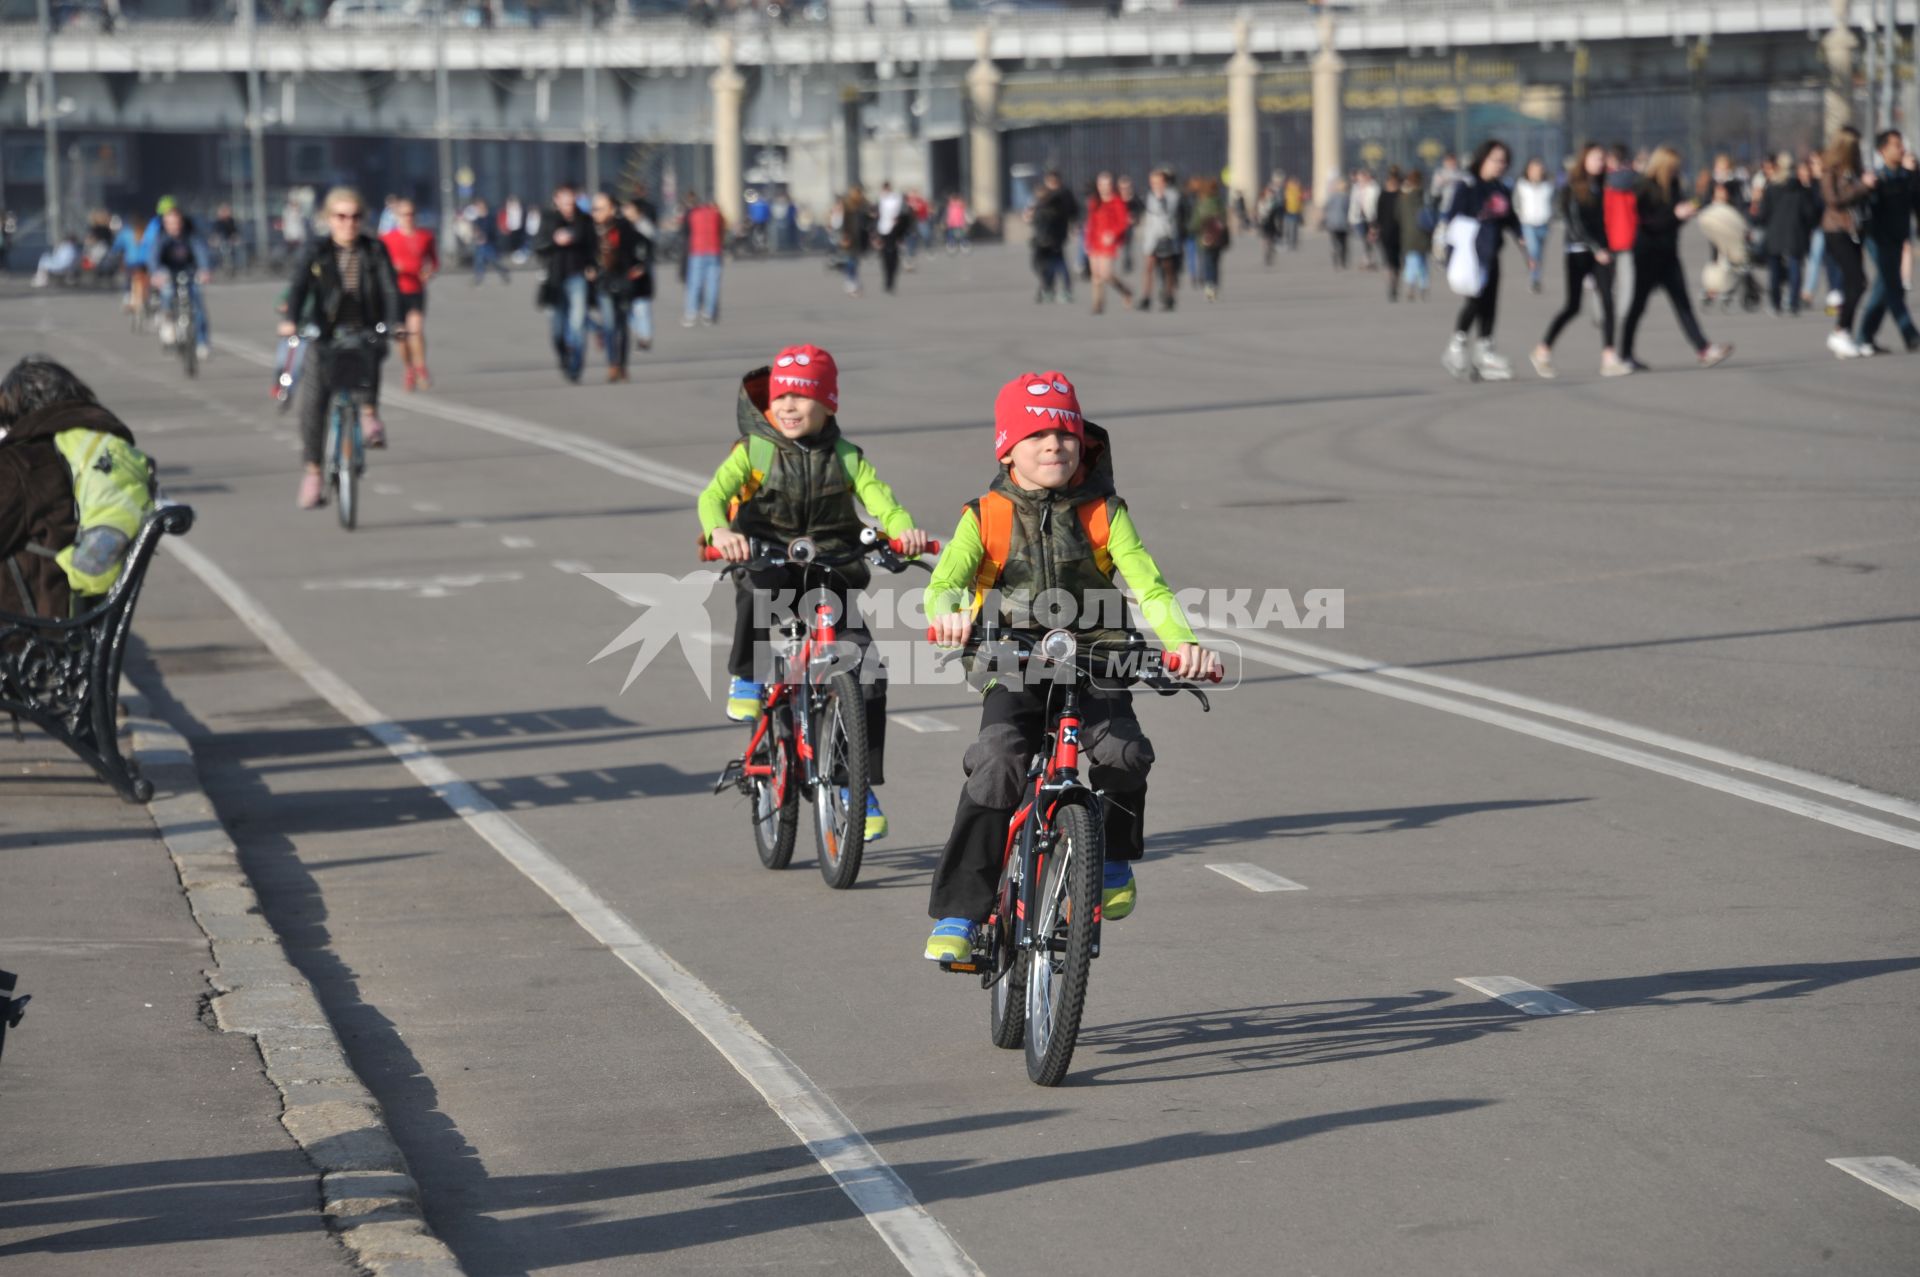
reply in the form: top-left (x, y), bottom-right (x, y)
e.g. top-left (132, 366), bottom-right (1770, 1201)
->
top-left (1696, 201), bottom-right (1762, 313)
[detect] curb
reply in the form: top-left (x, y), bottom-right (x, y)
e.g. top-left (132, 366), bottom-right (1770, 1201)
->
top-left (122, 682), bottom-right (466, 1277)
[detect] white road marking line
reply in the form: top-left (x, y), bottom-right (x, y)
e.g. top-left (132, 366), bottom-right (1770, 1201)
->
top-left (500, 535), bottom-right (536, 549)
top-left (1220, 640), bottom-right (1920, 852)
top-left (890, 713), bottom-right (959, 734)
top-left (411, 501), bottom-right (443, 514)
top-left (161, 536), bottom-right (981, 1277)
top-left (1206, 863), bottom-right (1307, 893)
top-left (551, 560), bottom-right (595, 575)
top-left (214, 334), bottom-right (1920, 850)
top-left (1456, 976), bottom-right (1594, 1017)
top-left (1827, 1157), bottom-right (1920, 1212)
top-left (1223, 626), bottom-right (1920, 826)
top-left (301, 572), bottom-right (522, 600)
top-left (372, 482), bottom-right (404, 496)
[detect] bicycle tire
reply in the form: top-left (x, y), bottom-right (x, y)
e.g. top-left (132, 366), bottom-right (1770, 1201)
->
top-left (1023, 803), bottom-right (1102, 1086)
top-left (811, 671), bottom-right (868, 889)
top-left (180, 311), bottom-right (197, 378)
top-left (988, 928), bottom-right (1027, 1050)
top-left (333, 399), bottom-right (359, 531)
top-left (751, 703), bottom-right (800, 870)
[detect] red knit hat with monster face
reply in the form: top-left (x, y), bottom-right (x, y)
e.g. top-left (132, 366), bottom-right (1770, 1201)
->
top-left (992, 370), bottom-right (1085, 459)
top-left (768, 344), bottom-right (839, 412)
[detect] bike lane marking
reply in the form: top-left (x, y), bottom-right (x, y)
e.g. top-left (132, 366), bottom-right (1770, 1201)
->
top-left (890, 713), bottom-right (960, 734)
top-left (1826, 1158), bottom-right (1920, 1213)
top-left (161, 535), bottom-right (985, 1277)
top-left (1206, 864), bottom-right (1307, 892)
top-left (211, 335), bottom-right (1920, 851)
top-left (1455, 977), bottom-right (1594, 1018)
top-left (1217, 637), bottom-right (1920, 852)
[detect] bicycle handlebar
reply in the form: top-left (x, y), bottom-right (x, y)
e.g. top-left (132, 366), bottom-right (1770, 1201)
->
top-left (924, 626), bottom-right (1219, 698)
top-left (1163, 651), bottom-right (1226, 684)
top-left (699, 534), bottom-right (938, 571)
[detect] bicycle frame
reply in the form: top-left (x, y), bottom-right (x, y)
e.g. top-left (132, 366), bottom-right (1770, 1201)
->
top-left (734, 593), bottom-right (841, 804)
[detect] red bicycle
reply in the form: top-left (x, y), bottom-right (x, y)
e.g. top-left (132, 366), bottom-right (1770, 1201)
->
top-left (930, 625), bottom-right (1218, 1085)
top-left (708, 529), bottom-right (936, 889)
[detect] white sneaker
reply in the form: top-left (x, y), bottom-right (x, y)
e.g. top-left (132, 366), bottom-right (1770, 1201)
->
top-left (1441, 333), bottom-right (1478, 382)
top-left (1827, 330), bottom-right (1863, 359)
top-left (158, 319), bottom-right (177, 347)
top-left (1600, 351), bottom-right (1633, 377)
top-left (1529, 346), bottom-right (1556, 379)
top-left (1472, 338), bottom-right (1513, 381)
top-left (195, 343), bottom-right (212, 361)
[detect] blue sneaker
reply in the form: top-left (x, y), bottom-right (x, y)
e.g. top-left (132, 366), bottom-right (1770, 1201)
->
top-left (726, 677), bottom-right (764, 721)
top-left (1101, 860), bottom-right (1136, 921)
top-left (839, 787), bottom-right (888, 841)
top-left (925, 917), bottom-right (974, 962)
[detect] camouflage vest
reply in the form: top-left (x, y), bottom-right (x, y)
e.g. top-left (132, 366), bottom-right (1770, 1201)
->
top-left (967, 488), bottom-right (1122, 632)
top-left (729, 432), bottom-right (869, 575)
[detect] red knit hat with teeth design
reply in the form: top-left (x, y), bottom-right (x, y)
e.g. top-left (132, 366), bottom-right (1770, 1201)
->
top-left (992, 370), bottom-right (1085, 458)
top-left (767, 344), bottom-right (839, 411)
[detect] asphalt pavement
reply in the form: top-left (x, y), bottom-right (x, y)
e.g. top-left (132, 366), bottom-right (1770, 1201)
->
top-left (3, 240), bottom-right (1916, 1275)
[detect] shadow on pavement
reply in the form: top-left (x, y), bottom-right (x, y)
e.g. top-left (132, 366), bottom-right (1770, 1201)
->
top-left (1558, 956), bottom-right (1920, 1010)
top-left (1147, 797), bottom-right (1588, 855)
top-left (0, 1151), bottom-right (332, 1258)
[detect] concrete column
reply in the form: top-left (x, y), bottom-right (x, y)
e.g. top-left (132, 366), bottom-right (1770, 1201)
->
top-left (965, 27), bottom-right (1002, 231)
top-left (1823, 0), bottom-right (1857, 140)
top-left (1226, 17), bottom-right (1260, 216)
top-left (710, 33), bottom-right (746, 227)
top-left (1568, 42), bottom-right (1589, 154)
top-left (1687, 38), bottom-right (1709, 172)
top-left (1310, 7), bottom-right (1345, 210)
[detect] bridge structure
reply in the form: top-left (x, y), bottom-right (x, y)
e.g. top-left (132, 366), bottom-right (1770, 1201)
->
top-left (1, 0), bottom-right (1914, 256)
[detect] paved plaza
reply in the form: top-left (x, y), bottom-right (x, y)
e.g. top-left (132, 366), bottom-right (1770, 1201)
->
top-left (3, 242), bottom-right (1917, 1275)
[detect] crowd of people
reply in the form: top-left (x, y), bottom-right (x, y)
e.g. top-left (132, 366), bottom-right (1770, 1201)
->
top-left (1014, 166), bottom-right (1236, 312)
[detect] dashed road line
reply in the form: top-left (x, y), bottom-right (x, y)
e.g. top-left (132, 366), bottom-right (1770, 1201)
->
top-left (1456, 976), bottom-right (1594, 1017)
top-left (1827, 1157), bottom-right (1920, 1212)
top-left (1206, 863), bottom-right (1307, 893)
top-left (500, 535), bottom-right (536, 549)
top-left (162, 535), bottom-right (982, 1277)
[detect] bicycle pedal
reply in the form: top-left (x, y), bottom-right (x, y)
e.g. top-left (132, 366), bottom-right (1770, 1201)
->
top-left (712, 759), bottom-right (744, 794)
top-left (938, 959), bottom-right (980, 975)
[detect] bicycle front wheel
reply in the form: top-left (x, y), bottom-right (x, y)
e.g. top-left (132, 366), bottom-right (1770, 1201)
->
top-left (331, 400), bottom-right (359, 531)
top-left (810, 671), bottom-right (868, 890)
top-left (1024, 802), bottom-right (1102, 1086)
top-left (750, 703), bottom-right (799, 869)
top-left (180, 320), bottom-right (197, 378)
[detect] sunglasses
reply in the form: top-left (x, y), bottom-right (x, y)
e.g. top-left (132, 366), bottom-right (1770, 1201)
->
top-left (331, 211), bottom-right (363, 221)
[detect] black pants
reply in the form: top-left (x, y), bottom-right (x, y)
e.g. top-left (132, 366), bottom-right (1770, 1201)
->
top-left (299, 336), bottom-right (383, 467)
top-left (727, 565), bottom-right (889, 785)
top-left (1543, 252), bottom-right (1617, 350)
top-left (1329, 230), bottom-right (1349, 269)
top-left (1827, 233), bottom-right (1866, 332)
top-left (1380, 234), bottom-right (1403, 298)
top-left (1453, 256), bottom-right (1501, 339)
top-left (928, 683), bottom-right (1153, 922)
top-left (1768, 253), bottom-right (1804, 314)
top-left (1620, 247), bottom-right (1708, 360)
top-left (880, 239), bottom-right (901, 292)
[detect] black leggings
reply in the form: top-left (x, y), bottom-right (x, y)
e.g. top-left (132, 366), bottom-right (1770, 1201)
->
top-left (1329, 230), bottom-right (1349, 269)
top-left (1542, 252), bottom-right (1617, 350)
top-left (299, 340), bottom-right (383, 467)
top-left (1620, 248), bottom-right (1708, 360)
top-left (1453, 256), bottom-right (1501, 338)
top-left (1826, 233), bottom-right (1866, 331)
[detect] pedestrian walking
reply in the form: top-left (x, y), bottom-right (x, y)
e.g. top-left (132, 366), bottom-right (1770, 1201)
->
top-left (618, 196), bottom-right (657, 354)
top-left (1375, 167), bottom-right (1404, 300)
top-left (1819, 130), bottom-right (1875, 357)
top-left (1084, 171), bottom-right (1136, 314)
top-left (680, 192), bottom-right (726, 326)
top-left (586, 191), bottom-right (646, 382)
top-left (1352, 170), bottom-right (1378, 269)
top-left (1189, 178), bottom-right (1230, 301)
top-left (834, 186), bottom-right (874, 296)
top-left (1135, 166), bottom-right (1182, 311)
top-left (1618, 146), bottom-right (1733, 371)
top-left (1324, 178), bottom-right (1352, 269)
top-left (535, 182), bottom-right (595, 383)
top-left (1516, 158), bottom-right (1555, 292)
top-left (943, 192), bottom-right (971, 254)
top-left (875, 182), bottom-right (909, 293)
top-left (1530, 144), bottom-right (1627, 378)
top-left (1855, 128), bottom-right (1919, 353)
top-left (1282, 176), bottom-right (1304, 250)
top-left (1441, 139), bottom-right (1534, 382)
top-left (1757, 156), bottom-right (1817, 316)
top-left (1398, 168), bottom-right (1434, 300)
top-left (1025, 170), bottom-right (1077, 304)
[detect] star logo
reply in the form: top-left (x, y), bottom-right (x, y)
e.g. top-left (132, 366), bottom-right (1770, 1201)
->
top-left (585, 570), bottom-right (724, 696)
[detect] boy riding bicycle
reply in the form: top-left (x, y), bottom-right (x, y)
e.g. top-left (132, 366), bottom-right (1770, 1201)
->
top-left (923, 371), bottom-right (1220, 962)
top-left (698, 344), bottom-right (932, 841)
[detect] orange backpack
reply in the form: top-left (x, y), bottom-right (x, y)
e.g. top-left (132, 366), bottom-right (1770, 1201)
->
top-left (969, 490), bottom-right (1114, 602)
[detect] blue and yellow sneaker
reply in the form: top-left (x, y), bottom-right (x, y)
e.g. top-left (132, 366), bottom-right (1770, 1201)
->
top-left (840, 787), bottom-right (888, 842)
top-left (925, 917), bottom-right (975, 962)
top-left (726, 677), bottom-right (764, 722)
top-left (1101, 860), bottom-right (1137, 921)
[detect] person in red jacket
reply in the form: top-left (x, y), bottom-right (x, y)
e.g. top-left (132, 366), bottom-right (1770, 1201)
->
top-left (1084, 172), bottom-right (1136, 315)
top-left (1601, 144), bottom-right (1639, 323)
top-left (380, 200), bottom-right (439, 391)
top-left (681, 194), bottom-right (726, 327)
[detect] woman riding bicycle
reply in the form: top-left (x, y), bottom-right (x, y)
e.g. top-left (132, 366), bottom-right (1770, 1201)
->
top-left (923, 371), bottom-right (1220, 964)
top-left (280, 187), bottom-right (401, 511)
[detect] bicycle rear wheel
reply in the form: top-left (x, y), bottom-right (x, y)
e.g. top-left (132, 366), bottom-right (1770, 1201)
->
top-left (180, 313), bottom-right (197, 378)
top-left (1023, 803), bottom-right (1102, 1086)
top-left (988, 914), bottom-right (1026, 1050)
top-left (811, 671), bottom-right (868, 889)
top-left (331, 400), bottom-right (359, 531)
top-left (750, 703), bottom-right (799, 870)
